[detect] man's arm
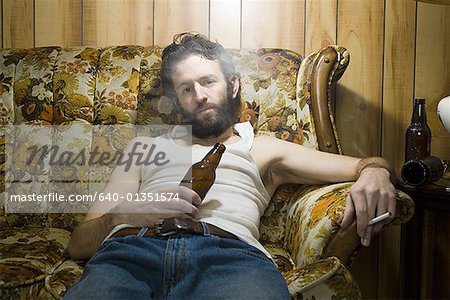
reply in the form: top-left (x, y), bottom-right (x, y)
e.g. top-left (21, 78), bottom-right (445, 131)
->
top-left (252, 136), bottom-right (360, 185)
top-left (67, 213), bottom-right (117, 260)
top-left (67, 137), bottom-right (201, 259)
top-left (252, 136), bottom-right (396, 246)
top-left (67, 137), bottom-right (147, 259)
top-left (67, 185), bottom-right (200, 260)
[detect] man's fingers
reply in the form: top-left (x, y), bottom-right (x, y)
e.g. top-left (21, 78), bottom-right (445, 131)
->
top-left (361, 226), bottom-right (372, 247)
top-left (388, 194), bottom-right (397, 222)
top-left (372, 220), bottom-right (384, 234)
top-left (341, 194), bottom-right (355, 229)
top-left (176, 185), bottom-right (202, 206)
top-left (359, 193), bottom-right (374, 247)
top-left (355, 211), bottom-right (369, 243)
top-left (372, 206), bottom-right (388, 233)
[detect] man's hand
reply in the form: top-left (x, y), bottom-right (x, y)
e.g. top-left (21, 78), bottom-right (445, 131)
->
top-left (67, 185), bottom-right (201, 260)
top-left (108, 185), bottom-right (202, 228)
top-left (341, 167), bottom-right (396, 246)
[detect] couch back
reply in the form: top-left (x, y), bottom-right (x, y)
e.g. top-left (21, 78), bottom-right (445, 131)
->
top-left (0, 46), bottom-right (319, 140)
top-left (0, 45), bottom-right (335, 230)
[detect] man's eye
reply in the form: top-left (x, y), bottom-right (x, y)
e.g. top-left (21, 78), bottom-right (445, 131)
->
top-left (204, 80), bottom-right (215, 86)
top-left (182, 87), bottom-right (191, 93)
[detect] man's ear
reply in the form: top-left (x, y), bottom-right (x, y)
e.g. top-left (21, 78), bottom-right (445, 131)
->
top-left (230, 75), bottom-right (240, 99)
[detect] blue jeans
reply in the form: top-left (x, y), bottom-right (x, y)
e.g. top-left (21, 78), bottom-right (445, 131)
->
top-left (64, 232), bottom-right (290, 300)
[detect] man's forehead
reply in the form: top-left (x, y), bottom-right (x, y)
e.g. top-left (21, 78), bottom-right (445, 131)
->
top-left (172, 55), bottom-right (223, 80)
top-left (177, 54), bottom-right (218, 64)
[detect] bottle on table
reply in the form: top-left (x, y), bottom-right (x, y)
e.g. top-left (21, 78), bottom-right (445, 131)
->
top-left (179, 143), bottom-right (226, 201)
top-left (401, 156), bottom-right (447, 187)
top-left (405, 98), bottom-right (432, 163)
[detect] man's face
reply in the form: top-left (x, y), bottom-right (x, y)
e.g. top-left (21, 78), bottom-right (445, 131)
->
top-left (171, 55), bottom-right (239, 138)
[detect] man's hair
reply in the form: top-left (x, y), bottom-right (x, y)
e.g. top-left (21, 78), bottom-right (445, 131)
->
top-left (161, 33), bottom-right (240, 99)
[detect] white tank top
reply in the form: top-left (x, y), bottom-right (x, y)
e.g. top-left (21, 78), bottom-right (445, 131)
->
top-left (139, 122), bottom-right (272, 257)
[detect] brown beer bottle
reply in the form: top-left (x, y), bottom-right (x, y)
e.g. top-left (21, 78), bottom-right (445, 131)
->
top-left (179, 143), bottom-right (226, 200)
top-left (401, 156), bottom-right (447, 186)
top-left (405, 98), bottom-right (431, 162)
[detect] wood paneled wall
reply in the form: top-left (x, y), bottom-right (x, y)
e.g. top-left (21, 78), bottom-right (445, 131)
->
top-left (3, 0), bottom-right (448, 166)
top-left (415, 3), bottom-right (450, 157)
top-left (2, 0), bottom-right (450, 298)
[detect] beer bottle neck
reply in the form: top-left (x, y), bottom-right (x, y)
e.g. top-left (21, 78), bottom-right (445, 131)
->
top-left (411, 99), bottom-right (427, 123)
top-left (202, 143), bottom-right (226, 167)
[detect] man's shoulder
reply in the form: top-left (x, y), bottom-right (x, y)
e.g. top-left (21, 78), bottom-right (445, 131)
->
top-left (252, 135), bottom-right (283, 157)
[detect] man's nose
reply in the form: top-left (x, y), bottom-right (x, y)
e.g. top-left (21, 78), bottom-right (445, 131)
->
top-left (193, 83), bottom-right (207, 103)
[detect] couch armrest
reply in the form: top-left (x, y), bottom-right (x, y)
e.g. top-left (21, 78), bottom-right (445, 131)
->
top-left (283, 182), bottom-right (350, 268)
top-left (323, 189), bottom-right (415, 265)
top-left (298, 46), bottom-right (350, 154)
top-left (284, 257), bottom-right (361, 300)
top-left (282, 183), bottom-right (414, 268)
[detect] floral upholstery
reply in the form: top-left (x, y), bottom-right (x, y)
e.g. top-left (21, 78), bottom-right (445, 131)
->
top-left (0, 46), bottom-right (414, 299)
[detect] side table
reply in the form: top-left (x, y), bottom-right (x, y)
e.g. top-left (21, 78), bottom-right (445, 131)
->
top-left (397, 177), bottom-right (450, 299)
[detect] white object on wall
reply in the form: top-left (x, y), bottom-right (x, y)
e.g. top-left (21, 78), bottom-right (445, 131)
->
top-left (437, 96), bottom-right (450, 134)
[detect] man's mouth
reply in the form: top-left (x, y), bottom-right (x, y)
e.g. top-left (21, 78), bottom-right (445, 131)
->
top-left (196, 105), bottom-right (216, 114)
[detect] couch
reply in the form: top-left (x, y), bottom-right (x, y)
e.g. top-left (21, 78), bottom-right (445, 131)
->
top-left (0, 45), bottom-right (414, 299)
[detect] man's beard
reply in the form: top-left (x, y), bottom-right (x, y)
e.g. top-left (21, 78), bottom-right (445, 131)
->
top-left (181, 85), bottom-right (240, 138)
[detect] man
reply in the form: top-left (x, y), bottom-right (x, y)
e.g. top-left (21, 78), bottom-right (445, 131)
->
top-left (65, 33), bottom-right (396, 299)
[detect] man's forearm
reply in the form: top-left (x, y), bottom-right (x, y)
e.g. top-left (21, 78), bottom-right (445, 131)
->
top-left (354, 157), bottom-right (396, 182)
top-left (67, 213), bottom-right (116, 260)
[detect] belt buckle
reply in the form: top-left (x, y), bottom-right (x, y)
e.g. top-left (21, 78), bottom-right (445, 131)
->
top-left (156, 217), bottom-right (189, 236)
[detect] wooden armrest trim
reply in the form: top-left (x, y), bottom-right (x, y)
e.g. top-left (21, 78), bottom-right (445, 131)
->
top-left (309, 46), bottom-right (350, 154)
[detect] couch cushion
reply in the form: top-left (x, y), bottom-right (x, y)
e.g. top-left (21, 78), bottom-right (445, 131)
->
top-left (232, 48), bottom-right (316, 148)
top-left (0, 50), bottom-right (16, 126)
top-left (0, 227), bottom-right (70, 298)
top-left (259, 183), bottom-right (302, 246)
top-left (94, 46), bottom-right (146, 125)
top-left (38, 259), bottom-right (84, 299)
top-left (53, 47), bottom-right (100, 125)
top-left (264, 245), bottom-right (296, 276)
top-left (12, 47), bottom-right (61, 125)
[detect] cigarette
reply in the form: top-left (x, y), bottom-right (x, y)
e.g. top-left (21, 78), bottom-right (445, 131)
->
top-left (368, 212), bottom-right (391, 226)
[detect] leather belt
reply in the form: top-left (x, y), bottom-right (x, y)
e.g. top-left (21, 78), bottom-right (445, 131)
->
top-left (111, 217), bottom-right (238, 240)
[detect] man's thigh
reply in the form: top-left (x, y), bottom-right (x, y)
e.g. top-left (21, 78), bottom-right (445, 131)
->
top-left (168, 236), bottom-right (290, 300)
top-left (64, 236), bottom-right (167, 300)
